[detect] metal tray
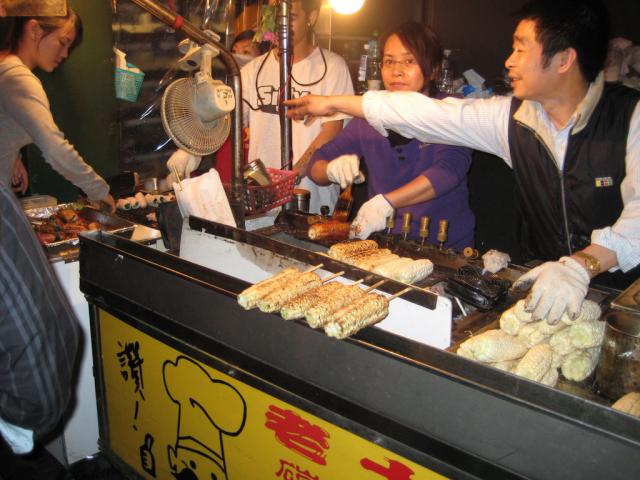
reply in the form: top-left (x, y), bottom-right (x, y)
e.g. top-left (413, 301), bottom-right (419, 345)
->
top-left (26, 203), bottom-right (136, 256)
top-left (611, 277), bottom-right (640, 314)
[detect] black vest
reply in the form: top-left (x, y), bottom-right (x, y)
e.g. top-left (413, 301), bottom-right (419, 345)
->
top-left (507, 83), bottom-right (640, 289)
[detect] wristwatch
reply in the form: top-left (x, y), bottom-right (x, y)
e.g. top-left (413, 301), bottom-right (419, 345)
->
top-left (573, 251), bottom-right (601, 277)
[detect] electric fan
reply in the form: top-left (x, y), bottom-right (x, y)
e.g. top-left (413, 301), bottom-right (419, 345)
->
top-left (161, 42), bottom-right (235, 156)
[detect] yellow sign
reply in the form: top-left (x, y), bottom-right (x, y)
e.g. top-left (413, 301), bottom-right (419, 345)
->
top-left (99, 309), bottom-right (446, 480)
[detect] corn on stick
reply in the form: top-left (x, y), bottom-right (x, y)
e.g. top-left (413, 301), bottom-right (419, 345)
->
top-left (237, 267), bottom-right (299, 309)
top-left (280, 282), bottom-right (344, 320)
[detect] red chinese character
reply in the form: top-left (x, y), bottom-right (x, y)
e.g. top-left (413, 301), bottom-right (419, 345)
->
top-left (275, 459), bottom-right (320, 480)
top-left (265, 405), bottom-right (330, 465)
top-left (360, 457), bottom-right (415, 480)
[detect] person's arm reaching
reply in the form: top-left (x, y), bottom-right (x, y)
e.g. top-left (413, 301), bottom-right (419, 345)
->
top-left (4, 67), bottom-right (112, 204)
top-left (286, 91), bottom-right (512, 162)
top-left (293, 119), bottom-right (343, 177)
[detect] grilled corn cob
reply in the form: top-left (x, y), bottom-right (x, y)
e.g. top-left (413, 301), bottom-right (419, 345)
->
top-left (536, 318), bottom-right (569, 335)
top-left (328, 240), bottom-right (378, 260)
top-left (280, 282), bottom-right (343, 320)
top-left (489, 359), bottom-right (519, 372)
top-left (560, 299), bottom-right (601, 325)
top-left (611, 392), bottom-right (640, 417)
top-left (569, 320), bottom-right (605, 349)
top-left (513, 299), bottom-right (534, 323)
top-left (258, 272), bottom-right (322, 313)
top-left (356, 252), bottom-right (400, 271)
top-left (514, 343), bottom-right (554, 382)
top-left (458, 329), bottom-right (528, 363)
top-left (306, 284), bottom-right (365, 328)
top-left (237, 267), bottom-right (299, 309)
top-left (561, 347), bottom-right (600, 381)
top-left (540, 365), bottom-right (560, 387)
top-left (324, 293), bottom-right (389, 339)
top-left (393, 259), bottom-right (434, 284)
top-left (517, 322), bottom-right (551, 348)
top-left (373, 257), bottom-right (414, 278)
top-left (549, 327), bottom-right (574, 355)
top-left (343, 248), bottom-right (392, 266)
top-left (499, 307), bottom-right (522, 335)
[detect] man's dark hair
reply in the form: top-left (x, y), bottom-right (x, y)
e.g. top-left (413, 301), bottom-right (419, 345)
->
top-left (513, 0), bottom-right (609, 83)
top-left (380, 22), bottom-right (444, 97)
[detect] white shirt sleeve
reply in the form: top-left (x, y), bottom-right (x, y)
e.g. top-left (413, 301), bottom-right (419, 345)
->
top-left (591, 101), bottom-right (640, 272)
top-left (362, 90), bottom-right (512, 164)
top-left (2, 67), bottom-right (109, 201)
top-left (317, 53), bottom-right (354, 125)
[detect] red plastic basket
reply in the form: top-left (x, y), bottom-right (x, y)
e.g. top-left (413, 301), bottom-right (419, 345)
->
top-left (224, 168), bottom-right (297, 215)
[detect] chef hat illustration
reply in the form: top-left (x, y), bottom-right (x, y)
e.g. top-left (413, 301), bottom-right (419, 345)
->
top-left (163, 357), bottom-right (247, 461)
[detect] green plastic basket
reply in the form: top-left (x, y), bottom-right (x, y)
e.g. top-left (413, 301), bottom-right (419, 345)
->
top-left (115, 63), bottom-right (145, 102)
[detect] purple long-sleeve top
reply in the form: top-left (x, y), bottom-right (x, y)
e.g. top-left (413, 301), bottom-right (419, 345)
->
top-left (310, 117), bottom-right (475, 249)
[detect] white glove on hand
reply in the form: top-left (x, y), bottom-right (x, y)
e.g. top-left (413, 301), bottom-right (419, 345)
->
top-left (326, 154), bottom-right (365, 189)
top-left (166, 149), bottom-right (202, 179)
top-left (513, 256), bottom-right (590, 324)
top-left (350, 194), bottom-right (394, 239)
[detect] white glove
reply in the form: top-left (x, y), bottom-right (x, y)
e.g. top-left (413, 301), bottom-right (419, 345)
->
top-left (326, 154), bottom-right (365, 189)
top-left (350, 194), bottom-right (394, 239)
top-left (166, 149), bottom-right (202, 179)
top-left (513, 256), bottom-right (590, 324)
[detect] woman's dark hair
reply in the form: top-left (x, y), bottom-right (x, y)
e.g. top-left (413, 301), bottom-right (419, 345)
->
top-left (232, 28), bottom-right (256, 46)
top-left (4, 7), bottom-right (83, 55)
top-left (380, 21), bottom-right (444, 97)
top-left (513, 0), bottom-right (609, 83)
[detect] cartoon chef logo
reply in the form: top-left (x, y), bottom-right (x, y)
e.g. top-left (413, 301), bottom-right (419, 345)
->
top-left (163, 356), bottom-right (247, 480)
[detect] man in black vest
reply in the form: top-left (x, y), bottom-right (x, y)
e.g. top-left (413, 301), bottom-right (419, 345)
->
top-left (284, 0), bottom-right (640, 324)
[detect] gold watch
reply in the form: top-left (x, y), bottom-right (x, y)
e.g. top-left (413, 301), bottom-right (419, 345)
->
top-left (573, 251), bottom-right (601, 277)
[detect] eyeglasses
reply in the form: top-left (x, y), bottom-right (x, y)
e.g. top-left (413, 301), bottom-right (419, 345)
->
top-left (381, 58), bottom-right (418, 69)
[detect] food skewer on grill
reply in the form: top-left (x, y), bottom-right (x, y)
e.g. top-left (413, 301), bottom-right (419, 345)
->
top-left (328, 240), bottom-right (378, 260)
top-left (305, 279), bottom-right (386, 328)
top-left (237, 263), bottom-right (324, 309)
top-left (324, 287), bottom-right (412, 339)
top-left (237, 267), bottom-right (300, 309)
top-left (280, 274), bottom-right (357, 321)
top-left (257, 268), bottom-right (338, 313)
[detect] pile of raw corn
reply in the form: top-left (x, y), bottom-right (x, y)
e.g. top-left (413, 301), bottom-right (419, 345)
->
top-left (457, 299), bottom-right (604, 387)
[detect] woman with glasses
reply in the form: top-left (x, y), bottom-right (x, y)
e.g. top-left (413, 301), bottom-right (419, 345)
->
top-left (307, 21), bottom-right (474, 247)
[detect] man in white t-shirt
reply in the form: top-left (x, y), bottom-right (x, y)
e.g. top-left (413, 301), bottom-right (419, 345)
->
top-left (241, 0), bottom-right (353, 213)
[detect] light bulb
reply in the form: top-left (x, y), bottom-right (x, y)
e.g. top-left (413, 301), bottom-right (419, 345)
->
top-left (329, 0), bottom-right (365, 15)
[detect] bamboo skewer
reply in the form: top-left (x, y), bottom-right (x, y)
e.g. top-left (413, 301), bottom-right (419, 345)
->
top-left (304, 263), bottom-right (323, 273)
top-left (322, 271), bottom-right (344, 282)
top-left (170, 163), bottom-right (183, 191)
top-left (363, 279), bottom-right (386, 293)
top-left (387, 287), bottom-right (413, 301)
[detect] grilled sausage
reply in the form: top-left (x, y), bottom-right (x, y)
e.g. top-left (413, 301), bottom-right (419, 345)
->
top-left (308, 221), bottom-right (351, 241)
top-left (324, 293), bottom-right (389, 339)
top-left (328, 240), bottom-right (378, 260)
top-left (237, 267), bottom-right (299, 309)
